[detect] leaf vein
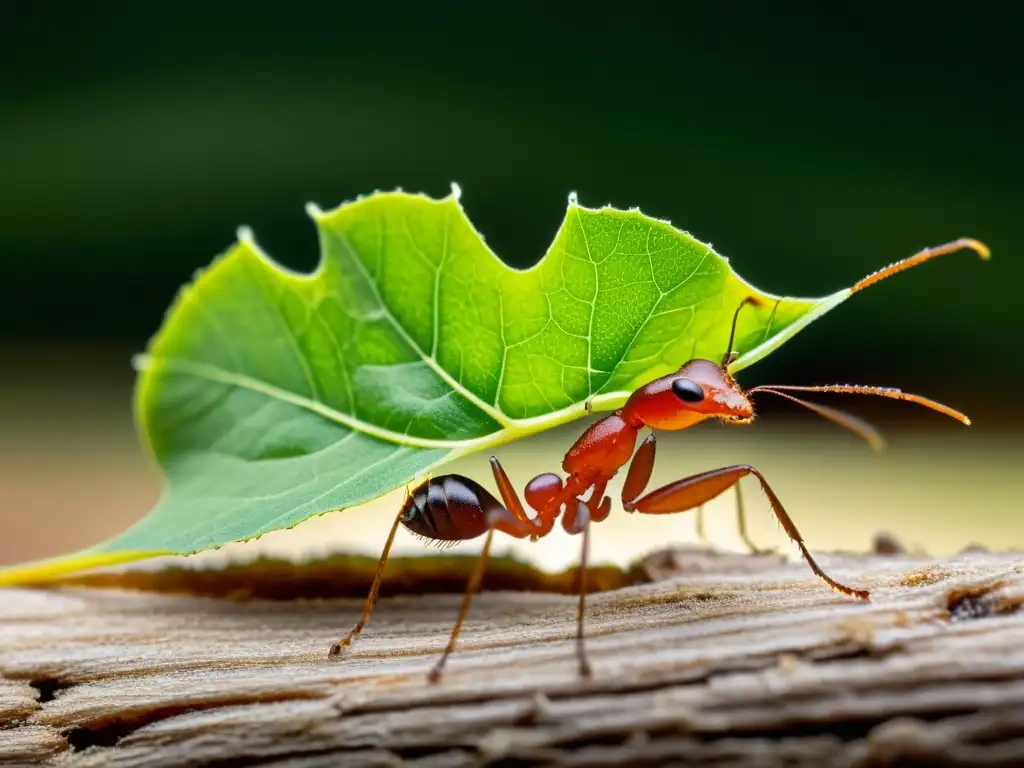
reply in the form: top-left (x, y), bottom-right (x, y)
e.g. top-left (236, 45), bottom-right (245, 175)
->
top-left (339, 228), bottom-right (512, 428)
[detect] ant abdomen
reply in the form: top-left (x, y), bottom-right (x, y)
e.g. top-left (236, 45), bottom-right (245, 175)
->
top-left (401, 475), bottom-right (506, 542)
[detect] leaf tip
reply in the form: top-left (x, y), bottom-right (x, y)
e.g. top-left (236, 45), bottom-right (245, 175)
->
top-left (730, 289), bottom-right (851, 374)
top-left (567, 190), bottom-right (579, 208)
top-left (448, 181), bottom-right (463, 201)
top-left (131, 353), bottom-right (152, 372)
top-left (305, 202), bottom-right (326, 221)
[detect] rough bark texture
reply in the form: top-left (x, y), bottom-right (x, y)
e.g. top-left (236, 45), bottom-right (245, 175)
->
top-left (2, 546), bottom-right (1024, 767)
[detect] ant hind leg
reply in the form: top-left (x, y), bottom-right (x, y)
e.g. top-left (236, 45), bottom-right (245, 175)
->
top-left (428, 527), bottom-right (497, 683)
top-left (328, 503), bottom-right (406, 659)
top-left (429, 457), bottom-right (539, 684)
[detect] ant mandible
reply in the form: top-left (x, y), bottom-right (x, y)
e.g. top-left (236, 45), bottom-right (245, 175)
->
top-left (328, 237), bottom-right (988, 682)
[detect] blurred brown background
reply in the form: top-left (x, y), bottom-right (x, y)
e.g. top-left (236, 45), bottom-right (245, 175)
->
top-left (1, 4), bottom-right (1021, 572)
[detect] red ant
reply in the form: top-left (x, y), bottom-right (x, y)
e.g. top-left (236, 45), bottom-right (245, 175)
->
top-left (328, 238), bottom-right (988, 681)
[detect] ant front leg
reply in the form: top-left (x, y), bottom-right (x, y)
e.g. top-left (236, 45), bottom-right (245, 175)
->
top-left (622, 436), bottom-right (770, 555)
top-left (623, 463), bottom-right (869, 600)
top-left (584, 478), bottom-right (611, 522)
top-left (620, 434), bottom-right (657, 508)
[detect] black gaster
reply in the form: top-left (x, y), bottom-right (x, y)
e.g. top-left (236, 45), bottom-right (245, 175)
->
top-left (400, 484), bottom-right (436, 539)
top-left (399, 475), bottom-right (497, 542)
top-left (426, 478), bottom-right (454, 538)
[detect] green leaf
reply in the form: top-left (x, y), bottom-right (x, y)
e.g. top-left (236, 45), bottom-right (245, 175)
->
top-left (0, 186), bottom-right (865, 584)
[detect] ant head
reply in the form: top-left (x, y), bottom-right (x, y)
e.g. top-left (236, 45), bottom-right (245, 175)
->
top-left (622, 358), bottom-right (754, 431)
top-left (621, 295), bottom-right (763, 431)
top-left (679, 359), bottom-right (755, 423)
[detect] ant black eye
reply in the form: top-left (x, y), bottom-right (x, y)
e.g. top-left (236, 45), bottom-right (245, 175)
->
top-left (672, 377), bottom-right (705, 403)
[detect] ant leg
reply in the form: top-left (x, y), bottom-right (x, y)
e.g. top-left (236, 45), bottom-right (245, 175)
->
top-left (429, 459), bottom-right (539, 682)
top-left (428, 526), bottom-right (497, 683)
top-left (564, 500), bottom-right (593, 678)
top-left (625, 465), bottom-right (869, 600)
top-left (695, 504), bottom-right (711, 546)
top-left (623, 435), bottom-right (709, 549)
top-left (621, 434), bottom-right (657, 508)
top-left (734, 483), bottom-right (775, 555)
top-left (328, 503), bottom-right (405, 658)
top-left (586, 479), bottom-right (611, 522)
top-left (489, 457), bottom-right (533, 527)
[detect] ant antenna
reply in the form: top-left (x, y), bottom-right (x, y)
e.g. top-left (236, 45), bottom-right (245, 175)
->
top-left (852, 238), bottom-right (989, 294)
top-left (722, 296), bottom-right (763, 368)
top-left (751, 387), bottom-right (886, 451)
top-left (748, 383), bottom-right (970, 425)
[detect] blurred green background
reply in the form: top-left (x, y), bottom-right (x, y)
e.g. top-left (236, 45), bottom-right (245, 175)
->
top-left (1, 4), bottom-right (1021, 572)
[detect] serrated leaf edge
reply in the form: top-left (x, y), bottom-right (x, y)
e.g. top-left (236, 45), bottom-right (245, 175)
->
top-left (135, 185), bottom-right (849, 461)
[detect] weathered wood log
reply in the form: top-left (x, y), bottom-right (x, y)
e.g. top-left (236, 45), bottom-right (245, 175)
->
top-left (2, 545), bottom-right (1024, 766)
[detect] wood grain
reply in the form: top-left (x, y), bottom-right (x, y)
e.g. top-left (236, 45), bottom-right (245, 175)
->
top-left (2, 546), bottom-right (1024, 766)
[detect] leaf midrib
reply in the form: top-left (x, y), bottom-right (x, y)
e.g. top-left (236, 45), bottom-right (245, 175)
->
top-left (135, 354), bottom-right (633, 454)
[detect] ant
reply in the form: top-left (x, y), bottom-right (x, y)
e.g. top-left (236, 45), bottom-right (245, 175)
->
top-left (328, 237), bottom-right (989, 682)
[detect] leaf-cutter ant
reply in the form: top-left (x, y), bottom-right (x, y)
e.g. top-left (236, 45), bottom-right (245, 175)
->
top-left (328, 238), bottom-right (989, 681)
